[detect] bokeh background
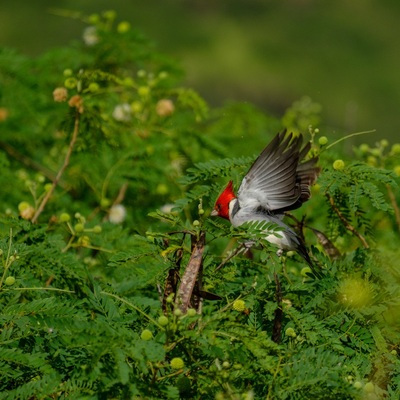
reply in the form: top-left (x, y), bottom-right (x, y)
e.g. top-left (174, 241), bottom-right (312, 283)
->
top-left (2, 0), bottom-right (400, 142)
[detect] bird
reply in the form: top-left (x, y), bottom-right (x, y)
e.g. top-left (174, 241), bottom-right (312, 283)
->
top-left (211, 130), bottom-right (320, 271)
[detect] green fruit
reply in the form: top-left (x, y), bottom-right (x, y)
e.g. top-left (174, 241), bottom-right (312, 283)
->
top-left (156, 183), bottom-right (169, 195)
top-left (88, 82), bottom-right (100, 92)
top-left (173, 308), bottom-right (183, 317)
top-left (5, 276), bottom-right (16, 286)
top-left (364, 382), bottom-right (374, 393)
top-left (391, 143), bottom-right (400, 154)
top-left (138, 86), bottom-right (150, 97)
top-left (285, 327), bottom-right (297, 338)
top-left (74, 223), bottom-right (85, 233)
top-left (186, 308), bottom-right (197, 317)
top-left (140, 329), bottom-right (153, 341)
top-left (117, 21), bottom-right (131, 33)
top-left (333, 159), bottom-right (345, 170)
top-left (353, 381), bottom-right (363, 389)
top-left (93, 225), bottom-right (102, 233)
top-left (170, 357), bottom-right (184, 369)
top-left (18, 201), bottom-right (31, 212)
top-left (192, 220), bottom-right (200, 227)
top-left (232, 299), bottom-right (246, 312)
top-left (59, 213), bottom-right (71, 222)
top-left (359, 143), bottom-right (370, 154)
top-left (64, 77), bottom-right (77, 89)
top-left (222, 361), bottom-right (230, 369)
top-left (158, 315), bottom-right (169, 326)
top-left (318, 136), bottom-right (328, 146)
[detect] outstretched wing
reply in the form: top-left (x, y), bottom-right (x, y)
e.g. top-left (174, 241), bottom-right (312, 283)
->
top-left (237, 130), bottom-right (319, 213)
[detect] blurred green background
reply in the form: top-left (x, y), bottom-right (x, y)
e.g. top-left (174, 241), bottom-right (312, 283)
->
top-left (2, 0), bottom-right (400, 141)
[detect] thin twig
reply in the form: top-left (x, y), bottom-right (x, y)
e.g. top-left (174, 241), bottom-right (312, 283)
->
top-left (32, 111), bottom-right (80, 223)
top-left (326, 194), bottom-right (369, 249)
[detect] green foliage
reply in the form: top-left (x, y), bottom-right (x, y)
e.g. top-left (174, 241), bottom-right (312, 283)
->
top-left (1, 10), bottom-right (400, 400)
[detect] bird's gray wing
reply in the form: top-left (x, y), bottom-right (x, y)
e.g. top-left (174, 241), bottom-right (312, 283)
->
top-left (237, 130), bottom-right (313, 212)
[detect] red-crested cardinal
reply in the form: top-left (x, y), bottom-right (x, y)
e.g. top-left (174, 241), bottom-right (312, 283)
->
top-left (211, 130), bottom-right (320, 269)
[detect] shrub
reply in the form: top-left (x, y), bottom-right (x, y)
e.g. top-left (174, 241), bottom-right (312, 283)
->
top-left (0, 10), bottom-right (399, 400)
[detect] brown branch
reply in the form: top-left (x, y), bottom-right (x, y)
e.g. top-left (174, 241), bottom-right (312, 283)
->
top-left (177, 231), bottom-right (205, 313)
top-left (32, 111), bottom-right (80, 223)
top-left (326, 194), bottom-right (369, 249)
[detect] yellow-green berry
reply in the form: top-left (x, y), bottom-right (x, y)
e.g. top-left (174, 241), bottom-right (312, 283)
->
top-left (318, 136), bottom-right (328, 146)
top-left (138, 86), bottom-right (150, 97)
top-left (140, 329), bottom-right (153, 341)
top-left (333, 159), bottom-right (345, 170)
top-left (173, 308), bottom-right (183, 317)
top-left (394, 165), bottom-right (400, 177)
top-left (18, 201), bottom-right (31, 212)
top-left (222, 361), bottom-right (230, 369)
top-left (59, 213), bottom-right (71, 222)
top-left (74, 223), bottom-right (85, 233)
top-left (88, 82), bottom-right (100, 92)
top-left (198, 209), bottom-right (205, 215)
top-left (192, 220), bottom-right (200, 227)
top-left (64, 77), bottom-right (77, 89)
top-left (367, 155), bottom-right (377, 166)
top-left (100, 198), bottom-right (111, 208)
top-left (158, 315), bottom-right (169, 326)
top-left (117, 21), bottom-right (131, 33)
top-left (380, 139), bottom-right (389, 148)
top-left (364, 382), bottom-right (375, 393)
top-left (88, 14), bottom-right (100, 24)
top-left (359, 143), bottom-right (369, 154)
top-left (285, 327), bottom-right (297, 338)
top-left (78, 236), bottom-right (90, 246)
top-left (370, 148), bottom-right (381, 157)
top-left (131, 101), bottom-right (143, 113)
top-left (232, 299), bottom-right (246, 312)
top-left (156, 183), bottom-right (169, 195)
top-left (353, 381), bottom-right (363, 389)
top-left (93, 225), bottom-right (102, 233)
top-left (103, 10), bottom-right (116, 20)
top-left (5, 276), bottom-right (16, 286)
top-left (186, 308), bottom-right (197, 317)
top-left (391, 143), bottom-right (400, 155)
top-left (390, 349), bottom-right (397, 356)
top-left (63, 68), bottom-right (73, 77)
top-left (170, 357), bottom-right (184, 369)
top-left (166, 293), bottom-right (174, 303)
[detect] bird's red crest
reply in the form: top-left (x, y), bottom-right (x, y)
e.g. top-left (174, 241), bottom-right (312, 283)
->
top-left (212, 180), bottom-right (236, 220)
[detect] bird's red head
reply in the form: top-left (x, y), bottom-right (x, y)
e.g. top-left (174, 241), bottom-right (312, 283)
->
top-left (211, 180), bottom-right (236, 220)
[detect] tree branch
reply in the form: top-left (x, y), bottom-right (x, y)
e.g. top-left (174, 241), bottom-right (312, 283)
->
top-left (177, 231), bottom-right (205, 313)
top-left (32, 111), bottom-right (80, 223)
